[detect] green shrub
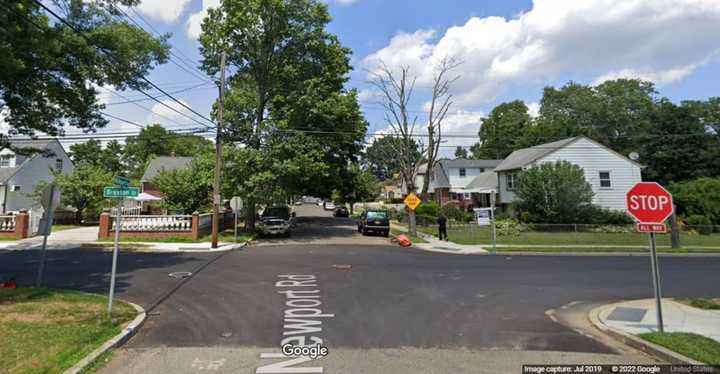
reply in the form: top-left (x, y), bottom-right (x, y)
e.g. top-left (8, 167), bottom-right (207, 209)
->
top-left (440, 202), bottom-right (463, 221)
top-left (587, 206), bottom-right (634, 225)
top-left (685, 215), bottom-right (713, 235)
top-left (416, 202), bottom-right (440, 217)
top-left (670, 177), bottom-right (720, 225)
top-left (462, 212), bottom-right (474, 223)
top-left (495, 219), bottom-right (528, 236)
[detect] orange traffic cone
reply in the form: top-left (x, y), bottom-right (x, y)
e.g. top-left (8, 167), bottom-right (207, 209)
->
top-left (396, 234), bottom-right (412, 247)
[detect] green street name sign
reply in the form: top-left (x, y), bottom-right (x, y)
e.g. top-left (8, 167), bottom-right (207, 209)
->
top-left (104, 187), bottom-right (140, 198)
top-left (112, 176), bottom-right (130, 187)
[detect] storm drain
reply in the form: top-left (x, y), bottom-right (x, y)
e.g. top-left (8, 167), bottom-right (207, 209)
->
top-left (168, 271), bottom-right (193, 279)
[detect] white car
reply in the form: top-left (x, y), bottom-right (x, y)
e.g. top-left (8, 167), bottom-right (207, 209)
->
top-left (324, 202), bottom-right (336, 211)
top-left (257, 206), bottom-right (292, 237)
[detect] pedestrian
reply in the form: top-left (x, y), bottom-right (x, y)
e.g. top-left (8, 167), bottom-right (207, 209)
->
top-left (437, 213), bottom-right (448, 241)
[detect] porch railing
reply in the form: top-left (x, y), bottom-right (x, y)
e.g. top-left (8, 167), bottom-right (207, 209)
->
top-left (0, 216), bottom-right (15, 232)
top-left (112, 215), bottom-right (192, 232)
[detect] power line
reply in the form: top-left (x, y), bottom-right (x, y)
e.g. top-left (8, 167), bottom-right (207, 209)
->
top-left (104, 82), bottom-right (214, 106)
top-left (33, 0), bottom-right (217, 129)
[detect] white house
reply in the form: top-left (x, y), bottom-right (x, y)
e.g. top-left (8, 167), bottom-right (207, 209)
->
top-left (0, 139), bottom-right (74, 213)
top-left (494, 136), bottom-right (643, 211)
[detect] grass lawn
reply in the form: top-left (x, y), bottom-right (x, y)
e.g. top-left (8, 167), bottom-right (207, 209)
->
top-left (675, 298), bottom-right (720, 310)
top-left (98, 229), bottom-right (252, 244)
top-left (495, 247), bottom-right (720, 254)
top-left (0, 287), bottom-right (136, 373)
top-left (640, 332), bottom-right (720, 364)
top-left (52, 224), bottom-right (84, 232)
top-left (390, 228), bottom-right (428, 244)
top-left (416, 226), bottom-right (720, 248)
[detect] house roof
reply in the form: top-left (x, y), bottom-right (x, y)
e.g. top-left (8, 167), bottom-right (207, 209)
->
top-left (494, 137), bottom-right (580, 172)
top-left (465, 171), bottom-right (498, 192)
top-left (437, 158), bottom-right (503, 169)
top-left (141, 156), bottom-right (193, 182)
top-left (0, 139), bottom-right (63, 184)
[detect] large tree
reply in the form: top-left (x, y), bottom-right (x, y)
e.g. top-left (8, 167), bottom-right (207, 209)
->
top-left (0, 0), bottom-right (169, 145)
top-left (471, 100), bottom-right (532, 159)
top-left (363, 136), bottom-right (420, 181)
top-left (69, 139), bottom-right (125, 174)
top-left (123, 124), bottom-right (213, 178)
top-left (152, 152), bottom-right (214, 214)
top-left (333, 164), bottom-right (379, 214)
top-left (199, 0), bottom-right (366, 231)
top-left (54, 165), bottom-right (112, 223)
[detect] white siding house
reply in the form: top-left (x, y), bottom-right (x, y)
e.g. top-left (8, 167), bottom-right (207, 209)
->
top-left (0, 139), bottom-right (74, 213)
top-left (495, 136), bottom-right (643, 211)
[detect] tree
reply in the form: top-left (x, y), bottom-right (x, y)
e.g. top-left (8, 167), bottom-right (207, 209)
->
top-left (640, 99), bottom-right (718, 185)
top-left (54, 165), bottom-right (112, 223)
top-left (471, 100), bottom-right (532, 159)
top-left (669, 177), bottom-right (720, 225)
top-left (199, 0), bottom-right (366, 231)
top-left (69, 139), bottom-right (125, 174)
top-left (454, 146), bottom-right (468, 159)
top-left (123, 124), bottom-right (213, 178)
top-left (333, 165), bottom-right (379, 214)
top-left (152, 153), bottom-right (214, 214)
top-left (363, 136), bottom-right (420, 181)
top-left (514, 161), bottom-right (594, 223)
top-left (0, 0), bottom-right (169, 146)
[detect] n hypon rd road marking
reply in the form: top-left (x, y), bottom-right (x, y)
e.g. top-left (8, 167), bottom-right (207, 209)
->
top-left (256, 275), bottom-right (334, 374)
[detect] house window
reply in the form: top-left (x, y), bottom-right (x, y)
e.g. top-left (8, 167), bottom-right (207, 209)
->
top-left (0, 155), bottom-right (13, 168)
top-left (10, 185), bottom-right (20, 192)
top-left (506, 173), bottom-right (515, 190)
top-left (459, 168), bottom-right (466, 177)
top-left (599, 171), bottom-right (612, 188)
top-left (55, 159), bottom-right (63, 171)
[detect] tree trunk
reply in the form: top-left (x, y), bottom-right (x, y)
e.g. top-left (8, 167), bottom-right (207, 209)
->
top-left (408, 209), bottom-right (417, 236)
top-left (75, 209), bottom-right (83, 225)
top-left (245, 198), bottom-right (256, 233)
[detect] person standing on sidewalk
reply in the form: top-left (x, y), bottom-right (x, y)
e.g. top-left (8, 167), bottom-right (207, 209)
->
top-left (437, 213), bottom-right (448, 241)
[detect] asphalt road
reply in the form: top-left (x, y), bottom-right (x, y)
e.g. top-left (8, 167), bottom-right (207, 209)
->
top-left (2, 204), bottom-right (719, 373)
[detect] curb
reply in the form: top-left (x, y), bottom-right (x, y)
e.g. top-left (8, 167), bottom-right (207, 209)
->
top-left (588, 301), bottom-right (704, 365)
top-left (78, 240), bottom-right (250, 253)
top-left (63, 300), bottom-right (147, 374)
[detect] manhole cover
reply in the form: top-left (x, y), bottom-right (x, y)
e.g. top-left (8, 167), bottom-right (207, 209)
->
top-left (168, 271), bottom-right (193, 279)
top-left (220, 332), bottom-right (233, 338)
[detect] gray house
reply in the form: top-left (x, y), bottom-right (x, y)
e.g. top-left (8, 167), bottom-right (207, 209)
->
top-left (0, 139), bottom-right (74, 213)
top-left (494, 136), bottom-right (643, 211)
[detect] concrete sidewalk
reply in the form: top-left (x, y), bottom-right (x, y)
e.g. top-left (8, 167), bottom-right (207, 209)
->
top-left (596, 298), bottom-right (720, 342)
top-left (0, 226), bottom-right (248, 253)
top-left (413, 234), bottom-right (489, 255)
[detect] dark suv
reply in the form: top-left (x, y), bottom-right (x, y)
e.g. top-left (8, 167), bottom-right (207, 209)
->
top-left (357, 210), bottom-right (390, 237)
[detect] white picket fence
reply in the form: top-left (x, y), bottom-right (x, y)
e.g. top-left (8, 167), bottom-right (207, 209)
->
top-left (110, 206), bottom-right (142, 216)
top-left (0, 216), bottom-right (15, 232)
top-left (113, 215), bottom-right (192, 232)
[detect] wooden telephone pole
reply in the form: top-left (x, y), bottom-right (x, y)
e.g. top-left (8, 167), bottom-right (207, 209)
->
top-left (211, 52), bottom-right (227, 248)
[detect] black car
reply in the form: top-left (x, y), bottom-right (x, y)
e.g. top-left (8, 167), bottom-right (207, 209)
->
top-left (357, 210), bottom-right (390, 237)
top-left (334, 207), bottom-right (349, 217)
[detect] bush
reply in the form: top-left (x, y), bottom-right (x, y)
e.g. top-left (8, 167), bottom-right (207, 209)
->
top-left (495, 219), bottom-right (528, 236)
top-left (670, 177), bottom-right (720, 225)
top-left (440, 202), bottom-right (463, 221)
top-left (685, 215), bottom-right (713, 235)
top-left (388, 197), bottom-right (405, 204)
top-left (415, 202), bottom-right (440, 217)
top-left (586, 206), bottom-right (634, 225)
top-left (462, 212), bottom-right (474, 223)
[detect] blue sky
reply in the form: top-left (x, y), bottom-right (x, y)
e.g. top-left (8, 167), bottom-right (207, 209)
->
top-left (89, 0), bottom-right (720, 152)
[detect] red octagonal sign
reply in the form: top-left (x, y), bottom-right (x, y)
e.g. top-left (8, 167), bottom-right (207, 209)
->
top-left (626, 182), bottom-right (674, 224)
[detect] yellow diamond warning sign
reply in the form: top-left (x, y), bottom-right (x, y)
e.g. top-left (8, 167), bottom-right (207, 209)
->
top-left (404, 192), bottom-right (422, 211)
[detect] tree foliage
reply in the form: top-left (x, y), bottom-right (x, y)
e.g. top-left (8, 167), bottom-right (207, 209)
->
top-left (332, 164), bottom-right (379, 213)
top-left (69, 139), bottom-right (124, 174)
top-left (54, 165), bottom-right (112, 223)
top-left (669, 177), bottom-right (720, 225)
top-left (152, 152), bottom-right (214, 214)
top-left (363, 137), bottom-right (421, 181)
top-left (471, 100), bottom-right (532, 159)
top-left (514, 161), bottom-right (594, 223)
top-left (0, 0), bottom-right (169, 145)
top-left (454, 146), bottom-right (468, 159)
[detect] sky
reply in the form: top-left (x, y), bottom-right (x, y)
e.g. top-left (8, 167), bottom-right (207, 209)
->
top-left (38, 0), bottom-right (720, 153)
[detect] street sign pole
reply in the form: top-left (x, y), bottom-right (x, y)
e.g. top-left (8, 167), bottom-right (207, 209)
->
top-left (649, 232), bottom-right (664, 333)
top-left (490, 192), bottom-right (497, 255)
top-left (107, 198), bottom-right (122, 317)
top-left (35, 183), bottom-right (56, 287)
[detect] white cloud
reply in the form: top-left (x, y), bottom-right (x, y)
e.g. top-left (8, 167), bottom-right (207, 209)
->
top-left (136, 0), bottom-right (192, 23)
top-left (146, 99), bottom-right (194, 127)
top-left (329, 0), bottom-right (359, 6)
top-left (363, 0), bottom-right (720, 108)
top-left (526, 102), bottom-right (540, 118)
top-left (186, 0), bottom-right (221, 39)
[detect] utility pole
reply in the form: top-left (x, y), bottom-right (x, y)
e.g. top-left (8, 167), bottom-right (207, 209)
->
top-left (211, 52), bottom-right (226, 249)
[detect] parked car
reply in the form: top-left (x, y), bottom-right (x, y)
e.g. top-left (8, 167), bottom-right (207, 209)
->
top-left (324, 202), bottom-right (336, 211)
top-left (334, 207), bottom-right (349, 217)
top-left (295, 200), bottom-right (303, 205)
top-left (257, 206), bottom-right (292, 237)
top-left (357, 210), bottom-right (390, 237)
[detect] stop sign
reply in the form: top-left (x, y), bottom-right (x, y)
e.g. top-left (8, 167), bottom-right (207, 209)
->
top-left (626, 182), bottom-right (674, 224)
